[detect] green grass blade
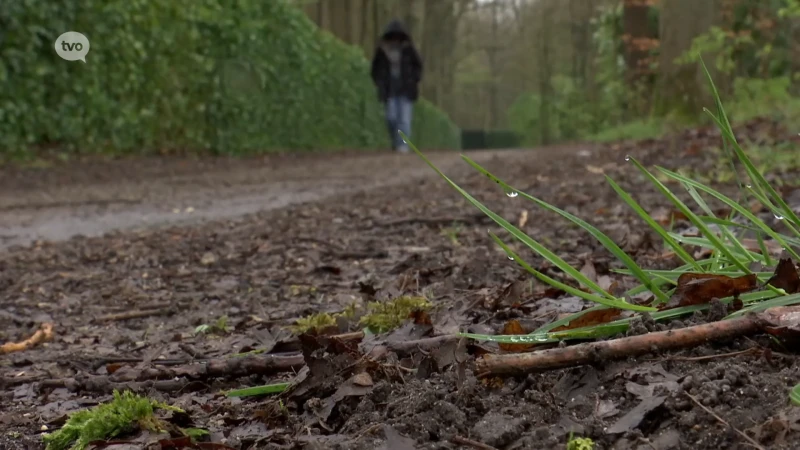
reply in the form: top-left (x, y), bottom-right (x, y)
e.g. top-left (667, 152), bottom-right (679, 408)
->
top-left (696, 74), bottom-right (800, 232)
top-left (704, 111), bottom-right (800, 228)
top-left (791, 384), bottom-right (800, 406)
top-left (724, 292), bottom-right (800, 319)
top-left (669, 234), bottom-right (765, 262)
top-left (491, 233), bottom-right (655, 311)
top-left (744, 185), bottom-right (800, 239)
top-left (757, 232), bottom-right (773, 267)
top-left (628, 156), bottom-right (751, 273)
top-left (682, 182), bottom-right (755, 263)
top-left (657, 167), bottom-right (800, 261)
top-left (530, 304), bottom-right (610, 334)
top-left (606, 176), bottom-right (700, 270)
top-left (459, 155), bottom-right (669, 303)
top-left (402, 132), bottom-right (640, 307)
top-left (463, 288), bottom-right (780, 344)
top-left (550, 289), bottom-right (778, 340)
top-left (225, 382), bottom-right (290, 398)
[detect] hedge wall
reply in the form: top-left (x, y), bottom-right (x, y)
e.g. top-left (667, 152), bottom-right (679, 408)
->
top-left (0, 0), bottom-right (460, 156)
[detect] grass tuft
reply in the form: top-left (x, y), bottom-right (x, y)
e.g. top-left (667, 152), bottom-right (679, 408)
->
top-left (404, 56), bottom-right (800, 345)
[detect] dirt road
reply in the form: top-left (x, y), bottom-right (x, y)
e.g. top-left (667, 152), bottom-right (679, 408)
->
top-left (1, 128), bottom-right (798, 450)
top-left (0, 149), bottom-right (553, 251)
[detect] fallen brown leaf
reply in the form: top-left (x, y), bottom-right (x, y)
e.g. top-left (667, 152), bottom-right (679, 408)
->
top-left (766, 258), bottom-right (800, 294)
top-left (551, 308), bottom-right (624, 332)
top-left (498, 319), bottom-right (534, 352)
top-left (660, 273), bottom-right (758, 310)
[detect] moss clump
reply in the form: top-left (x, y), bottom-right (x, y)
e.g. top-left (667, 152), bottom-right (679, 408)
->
top-left (43, 390), bottom-right (183, 450)
top-left (290, 312), bottom-right (338, 334)
top-left (566, 434), bottom-right (594, 450)
top-left (359, 296), bottom-right (432, 333)
top-left (290, 303), bottom-right (359, 334)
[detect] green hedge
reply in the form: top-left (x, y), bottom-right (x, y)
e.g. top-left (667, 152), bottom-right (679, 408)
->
top-left (0, 0), bottom-right (459, 157)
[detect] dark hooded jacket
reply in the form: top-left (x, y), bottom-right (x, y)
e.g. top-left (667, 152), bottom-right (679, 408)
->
top-left (370, 20), bottom-right (423, 103)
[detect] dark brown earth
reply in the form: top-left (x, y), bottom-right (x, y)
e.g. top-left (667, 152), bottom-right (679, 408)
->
top-left (2, 120), bottom-right (800, 450)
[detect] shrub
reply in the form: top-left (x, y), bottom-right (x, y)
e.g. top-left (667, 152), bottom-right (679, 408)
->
top-left (0, 0), bottom-right (459, 157)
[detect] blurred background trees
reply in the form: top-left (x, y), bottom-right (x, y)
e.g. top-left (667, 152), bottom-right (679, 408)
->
top-left (304, 0), bottom-right (800, 147)
top-left (3, 0), bottom-right (799, 157)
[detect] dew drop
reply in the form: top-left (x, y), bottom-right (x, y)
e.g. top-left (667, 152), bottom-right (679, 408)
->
top-left (624, 155), bottom-right (631, 162)
top-left (775, 214), bottom-right (785, 220)
top-left (507, 256), bottom-right (515, 261)
top-left (506, 190), bottom-right (518, 198)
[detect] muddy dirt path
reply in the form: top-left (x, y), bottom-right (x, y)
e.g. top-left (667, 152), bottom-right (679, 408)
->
top-left (2, 122), bottom-right (799, 450)
top-left (0, 148), bottom-right (563, 251)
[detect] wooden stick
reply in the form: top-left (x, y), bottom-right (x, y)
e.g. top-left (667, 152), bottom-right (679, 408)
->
top-left (450, 435), bottom-right (499, 450)
top-left (476, 315), bottom-right (760, 376)
top-left (0, 323), bottom-right (54, 354)
top-left (94, 309), bottom-right (170, 322)
top-left (37, 353), bottom-right (305, 394)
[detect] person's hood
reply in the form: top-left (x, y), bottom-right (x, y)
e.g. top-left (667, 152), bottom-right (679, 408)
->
top-left (381, 19), bottom-right (411, 41)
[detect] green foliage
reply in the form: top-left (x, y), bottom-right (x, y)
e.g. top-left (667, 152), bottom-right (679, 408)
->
top-left (180, 428), bottom-right (210, 441)
top-left (290, 312), bottom-right (338, 334)
top-left (791, 383), bottom-right (800, 405)
top-left (42, 390), bottom-right (182, 450)
top-left (413, 99), bottom-right (462, 150)
top-left (360, 296), bottom-right (432, 333)
top-left (225, 382), bottom-right (291, 397)
top-left (566, 433), bottom-right (595, 450)
top-left (0, 0), bottom-right (459, 157)
top-left (290, 303), bottom-right (357, 334)
top-left (677, 26), bottom-right (753, 75)
top-left (461, 130), bottom-right (521, 150)
top-left (410, 61), bottom-right (800, 345)
top-left (588, 119), bottom-right (664, 143)
top-left (194, 315), bottom-right (232, 335)
top-left (507, 1), bottom-right (648, 147)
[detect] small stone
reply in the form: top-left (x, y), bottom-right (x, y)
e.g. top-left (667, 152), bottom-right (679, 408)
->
top-left (471, 412), bottom-right (526, 447)
top-left (200, 252), bottom-right (217, 265)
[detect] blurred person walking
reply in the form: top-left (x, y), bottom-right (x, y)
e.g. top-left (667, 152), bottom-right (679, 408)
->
top-left (370, 19), bottom-right (423, 153)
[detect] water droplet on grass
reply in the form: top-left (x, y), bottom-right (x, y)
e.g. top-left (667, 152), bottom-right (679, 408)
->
top-left (775, 214), bottom-right (785, 220)
top-left (507, 256), bottom-right (515, 261)
top-left (624, 155), bottom-right (631, 161)
top-left (506, 190), bottom-right (518, 198)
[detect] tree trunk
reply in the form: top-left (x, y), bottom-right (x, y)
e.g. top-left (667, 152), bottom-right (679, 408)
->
top-left (657, 0), bottom-right (719, 116)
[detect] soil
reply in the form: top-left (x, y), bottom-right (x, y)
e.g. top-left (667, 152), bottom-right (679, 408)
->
top-left (2, 120), bottom-right (800, 450)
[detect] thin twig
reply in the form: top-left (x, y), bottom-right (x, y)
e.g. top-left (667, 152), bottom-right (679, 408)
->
top-left (450, 435), bottom-right (499, 450)
top-left (374, 214), bottom-right (486, 228)
top-left (685, 392), bottom-right (765, 450)
top-left (0, 323), bottom-right (54, 354)
top-left (352, 423), bottom-right (382, 442)
top-left (656, 348), bottom-right (759, 362)
top-left (94, 308), bottom-right (170, 322)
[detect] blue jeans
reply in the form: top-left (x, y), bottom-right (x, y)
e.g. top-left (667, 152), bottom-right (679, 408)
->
top-left (385, 96), bottom-right (413, 151)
